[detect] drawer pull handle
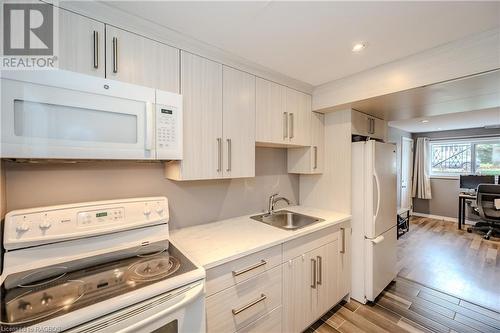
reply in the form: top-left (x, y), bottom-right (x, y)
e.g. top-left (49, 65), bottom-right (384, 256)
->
top-left (232, 294), bottom-right (267, 315)
top-left (232, 260), bottom-right (267, 276)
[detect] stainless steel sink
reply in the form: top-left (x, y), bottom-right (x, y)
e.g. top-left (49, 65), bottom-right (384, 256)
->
top-left (250, 210), bottom-right (324, 230)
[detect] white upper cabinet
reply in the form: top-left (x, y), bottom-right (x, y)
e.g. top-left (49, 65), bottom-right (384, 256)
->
top-left (105, 26), bottom-right (180, 93)
top-left (286, 88), bottom-right (312, 146)
top-left (351, 109), bottom-right (387, 141)
top-left (166, 51), bottom-right (222, 181)
top-left (166, 57), bottom-right (256, 181)
top-left (256, 78), bottom-right (287, 145)
top-left (287, 112), bottom-right (324, 174)
top-left (256, 78), bottom-right (312, 147)
top-left (222, 66), bottom-right (256, 179)
top-left (58, 9), bottom-right (105, 77)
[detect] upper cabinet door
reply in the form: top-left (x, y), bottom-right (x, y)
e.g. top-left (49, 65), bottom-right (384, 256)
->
top-left (58, 9), bottom-right (105, 77)
top-left (311, 112), bottom-right (325, 173)
top-left (222, 66), bottom-right (256, 179)
top-left (166, 51), bottom-right (223, 180)
top-left (287, 88), bottom-right (312, 146)
top-left (351, 110), bottom-right (387, 140)
top-left (105, 26), bottom-right (180, 93)
top-left (256, 78), bottom-right (287, 145)
top-left (287, 111), bottom-right (325, 174)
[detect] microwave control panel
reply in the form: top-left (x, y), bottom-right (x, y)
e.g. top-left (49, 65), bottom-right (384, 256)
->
top-left (156, 104), bottom-right (182, 159)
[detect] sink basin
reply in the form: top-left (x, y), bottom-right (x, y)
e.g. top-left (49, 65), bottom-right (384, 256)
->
top-left (250, 210), bottom-right (324, 230)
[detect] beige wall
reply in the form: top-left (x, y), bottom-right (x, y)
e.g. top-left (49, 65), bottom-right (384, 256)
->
top-left (4, 148), bottom-right (299, 229)
top-left (299, 110), bottom-right (352, 214)
top-left (413, 178), bottom-right (460, 218)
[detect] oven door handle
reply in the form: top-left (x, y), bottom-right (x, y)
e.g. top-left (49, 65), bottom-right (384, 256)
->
top-left (121, 281), bottom-right (205, 333)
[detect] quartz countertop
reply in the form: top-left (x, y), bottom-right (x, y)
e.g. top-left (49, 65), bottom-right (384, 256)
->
top-left (171, 206), bottom-right (351, 269)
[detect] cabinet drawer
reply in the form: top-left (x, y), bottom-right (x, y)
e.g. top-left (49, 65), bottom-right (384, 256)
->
top-left (237, 306), bottom-right (282, 333)
top-left (283, 225), bottom-right (341, 261)
top-left (206, 245), bottom-right (282, 296)
top-left (206, 265), bottom-right (282, 333)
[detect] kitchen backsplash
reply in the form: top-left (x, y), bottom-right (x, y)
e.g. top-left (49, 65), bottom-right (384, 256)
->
top-left (3, 148), bottom-right (299, 229)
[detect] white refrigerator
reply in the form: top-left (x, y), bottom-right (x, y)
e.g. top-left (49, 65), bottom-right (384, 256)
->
top-left (351, 140), bottom-right (397, 303)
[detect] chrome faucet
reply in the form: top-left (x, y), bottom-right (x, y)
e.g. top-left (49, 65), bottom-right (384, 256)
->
top-left (268, 193), bottom-right (291, 214)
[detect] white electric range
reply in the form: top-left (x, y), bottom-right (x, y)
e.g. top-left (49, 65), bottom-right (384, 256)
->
top-left (0, 197), bottom-right (205, 332)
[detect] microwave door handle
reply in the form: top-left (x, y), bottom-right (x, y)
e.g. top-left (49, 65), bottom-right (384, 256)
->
top-left (145, 102), bottom-right (154, 151)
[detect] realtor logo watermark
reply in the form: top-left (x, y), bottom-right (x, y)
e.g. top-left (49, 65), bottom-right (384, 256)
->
top-left (2, 1), bottom-right (58, 69)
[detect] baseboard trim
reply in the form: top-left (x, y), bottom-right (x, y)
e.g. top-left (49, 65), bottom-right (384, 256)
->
top-left (412, 212), bottom-right (457, 222)
top-left (411, 212), bottom-right (476, 225)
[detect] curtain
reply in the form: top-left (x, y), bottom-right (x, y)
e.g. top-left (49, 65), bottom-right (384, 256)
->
top-left (412, 137), bottom-right (432, 199)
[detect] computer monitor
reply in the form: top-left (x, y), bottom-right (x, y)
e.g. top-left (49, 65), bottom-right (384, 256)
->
top-left (459, 175), bottom-right (496, 190)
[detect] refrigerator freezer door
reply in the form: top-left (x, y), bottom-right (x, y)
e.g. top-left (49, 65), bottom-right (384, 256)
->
top-left (366, 141), bottom-right (397, 238)
top-left (364, 226), bottom-right (397, 301)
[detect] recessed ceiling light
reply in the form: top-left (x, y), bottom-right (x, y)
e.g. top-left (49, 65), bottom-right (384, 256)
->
top-left (352, 42), bottom-right (366, 53)
top-left (421, 120), bottom-right (429, 123)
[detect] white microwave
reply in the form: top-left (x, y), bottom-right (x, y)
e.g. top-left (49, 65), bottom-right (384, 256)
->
top-left (1, 70), bottom-right (182, 160)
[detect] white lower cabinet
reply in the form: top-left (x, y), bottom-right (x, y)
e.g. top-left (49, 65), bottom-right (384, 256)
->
top-left (206, 265), bottom-right (282, 333)
top-left (338, 227), bottom-right (352, 300)
top-left (283, 237), bottom-right (340, 333)
top-left (204, 222), bottom-right (351, 333)
top-left (237, 306), bottom-right (282, 333)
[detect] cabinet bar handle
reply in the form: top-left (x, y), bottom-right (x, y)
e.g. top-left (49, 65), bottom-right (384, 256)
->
top-left (313, 146), bottom-right (318, 169)
top-left (232, 260), bottom-right (267, 276)
top-left (341, 228), bottom-right (346, 254)
top-left (217, 138), bottom-right (222, 172)
top-left (283, 112), bottom-right (288, 139)
top-left (317, 255), bottom-right (322, 285)
top-left (112, 37), bottom-right (118, 73)
top-left (226, 138), bottom-right (232, 172)
top-left (310, 258), bottom-right (317, 289)
top-left (289, 113), bottom-right (294, 139)
top-left (93, 31), bottom-right (99, 69)
top-left (232, 294), bottom-right (267, 315)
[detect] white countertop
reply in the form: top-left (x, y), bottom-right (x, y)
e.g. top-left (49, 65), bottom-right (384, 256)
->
top-left (171, 206), bottom-right (351, 269)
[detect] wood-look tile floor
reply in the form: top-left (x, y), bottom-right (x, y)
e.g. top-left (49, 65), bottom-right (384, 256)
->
top-left (397, 217), bottom-right (499, 311)
top-left (306, 277), bottom-right (500, 333)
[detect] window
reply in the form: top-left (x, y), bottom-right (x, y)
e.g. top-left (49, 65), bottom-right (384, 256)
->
top-left (430, 138), bottom-right (500, 177)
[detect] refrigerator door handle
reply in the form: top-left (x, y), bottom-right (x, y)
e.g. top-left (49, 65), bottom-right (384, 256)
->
top-left (370, 235), bottom-right (385, 244)
top-left (373, 172), bottom-right (381, 219)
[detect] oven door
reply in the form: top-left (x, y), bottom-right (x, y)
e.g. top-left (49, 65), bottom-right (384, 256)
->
top-left (66, 280), bottom-right (205, 333)
top-left (1, 70), bottom-right (156, 160)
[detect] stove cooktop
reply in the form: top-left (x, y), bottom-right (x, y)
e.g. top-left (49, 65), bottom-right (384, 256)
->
top-left (0, 242), bottom-right (197, 329)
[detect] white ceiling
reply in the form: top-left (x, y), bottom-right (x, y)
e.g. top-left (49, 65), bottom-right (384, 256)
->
top-left (388, 107), bottom-right (500, 133)
top-left (104, 1), bottom-right (500, 86)
top-left (345, 70), bottom-right (500, 122)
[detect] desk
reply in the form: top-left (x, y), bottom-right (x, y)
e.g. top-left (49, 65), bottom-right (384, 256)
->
top-left (458, 193), bottom-right (476, 229)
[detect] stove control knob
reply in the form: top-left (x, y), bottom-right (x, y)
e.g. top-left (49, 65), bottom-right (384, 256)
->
top-left (18, 300), bottom-right (32, 312)
top-left (16, 223), bottom-right (30, 233)
top-left (156, 207), bottom-right (164, 215)
top-left (143, 208), bottom-right (152, 217)
top-left (39, 220), bottom-right (52, 230)
top-left (40, 293), bottom-right (53, 306)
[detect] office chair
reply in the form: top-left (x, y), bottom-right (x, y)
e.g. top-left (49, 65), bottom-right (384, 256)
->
top-left (467, 184), bottom-right (500, 240)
